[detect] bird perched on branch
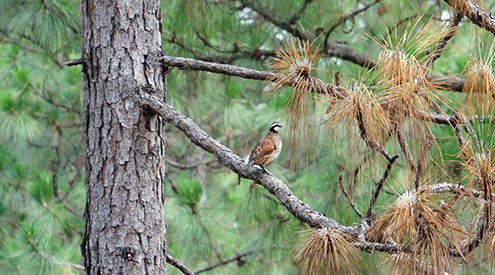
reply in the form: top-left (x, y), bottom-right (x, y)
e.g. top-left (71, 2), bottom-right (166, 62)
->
top-left (238, 122), bottom-right (283, 184)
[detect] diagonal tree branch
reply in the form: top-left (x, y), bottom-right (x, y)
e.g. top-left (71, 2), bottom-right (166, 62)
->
top-left (137, 92), bottom-right (352, 233)
top-left (136, 92), bottom-right (420, 254)
top-left (424, 12), bottom-right (463, 68)
top-left (395, 124), bottom-right (419, 187)
top-left (194, 250), bottom-right (254, 274)
top-left (239, 0), bottom-right (307, 38)
top-left (365, 154), bottom-right (400, 222)
top-left (288, 0), bottom-right (315, 25)
top-left (166, 253), bottom-right (195, 275)
top-left (339, 175), bottom-right (364, 219)
top-left (323, 0), bottom-right (381, 51)
top-left (443, 0), bottom-right (495, 35)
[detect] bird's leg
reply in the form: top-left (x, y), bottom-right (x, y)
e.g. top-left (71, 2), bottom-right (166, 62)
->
top-left (260, 166), bottom-right (272, 175)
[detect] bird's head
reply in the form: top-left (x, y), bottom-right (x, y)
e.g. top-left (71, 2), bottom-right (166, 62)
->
top-left (268, 122), bottom-right (283, 133)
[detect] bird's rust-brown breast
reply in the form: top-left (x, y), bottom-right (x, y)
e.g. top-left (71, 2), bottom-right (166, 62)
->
top-left (248, 132), bottom-right (282, 167)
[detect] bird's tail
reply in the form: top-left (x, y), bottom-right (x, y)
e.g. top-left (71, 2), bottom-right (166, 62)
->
top-left (237, 174), bottom-right (241, 185)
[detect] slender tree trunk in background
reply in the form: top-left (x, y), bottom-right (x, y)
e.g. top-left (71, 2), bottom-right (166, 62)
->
top-left (80, 0), bottom-right (166, 273)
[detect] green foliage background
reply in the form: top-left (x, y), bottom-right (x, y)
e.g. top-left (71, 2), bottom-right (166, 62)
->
top-left (1, 0), bottom-right (494, 274)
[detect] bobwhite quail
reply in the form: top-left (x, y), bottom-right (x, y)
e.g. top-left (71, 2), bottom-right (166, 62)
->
top-left (238, 122), bottom-right (283, 184)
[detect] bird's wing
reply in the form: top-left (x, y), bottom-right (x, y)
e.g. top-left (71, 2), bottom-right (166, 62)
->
top-left (248, 139), bottom-right (275, 165)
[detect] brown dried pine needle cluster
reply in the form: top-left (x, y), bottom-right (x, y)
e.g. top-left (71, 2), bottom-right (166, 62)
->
top-left (294, 228), bottom-right (357, 275)
top-left (371, 17), bottom-right (452, 121)
top-left (368, 189), bottom-right (466, 275)
top-left (269, 37), bottom-right (326, 95)
top-left (325, 82), bottom-right (390, 145)
top-left (268, 37), bottom-right (327, 162)
top-left (464, 58), bottom-right (495, 113)
top-left (375, 50), bottom-right (439, 119)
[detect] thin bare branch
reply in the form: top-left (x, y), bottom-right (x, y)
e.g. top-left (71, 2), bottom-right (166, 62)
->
top-left (195, 32), bottom-right (231, 54)
top-left (166, 253), bottom-right (195, 275)
top-left (353, 240), bottom-right (404, 254)
top-left (160, 55), bottom-right (346, 97)
top-left (194, 250), bottom-right (254, 274)
top-left (395, 124), bottom-right (417, 184)
top-left (365, 154), bottom-right (400, 222)
top-left (288, 0), bottom-right (315, 25)
top-left (449, 205), bottom-right (489, 257)
top-left (168, 33), bottom-right (275, 64)
top-left (165, 170), bottom-right (180, 195)
top-left (424, 12), bottom-right (463, 68)
top-left (354, 105), bottom-right (394, 161)
top-left (416, 133), bottom-right (433, 184)
top-left (239, 0), bottom-right (307, 38)
top-left (323, 0), bottom-right (381, 50)
top-left (339, 175), bottom-right (364, 219)
top-left (452, 113), bottom-right (469, 158)
top-left (65, 58), bottom-right (85, 66)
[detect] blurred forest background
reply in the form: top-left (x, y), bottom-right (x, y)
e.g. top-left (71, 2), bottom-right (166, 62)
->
top-left (1, 0), bottom-right (495, 274)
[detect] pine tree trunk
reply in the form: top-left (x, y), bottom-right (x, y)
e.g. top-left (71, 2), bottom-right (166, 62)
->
top-left (80, 0), bottom-right (166, 273)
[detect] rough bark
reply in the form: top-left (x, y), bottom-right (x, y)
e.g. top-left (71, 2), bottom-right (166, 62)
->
top-left (443, 0), bottom-right (495, 35)
top-left (80, 0), bottom-right (166, 273)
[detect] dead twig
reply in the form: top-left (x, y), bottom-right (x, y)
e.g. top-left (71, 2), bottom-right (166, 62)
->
top-left (365, 154), bottom-right (400, 222)
top-left (424, 12), bottom-right (463, 68)
top-left (194, 250), bottom-right (254, 274)
top-left (339, 175), bottom-right (364, 219)
top-left (166, 253), bottom-right (195, 275)
top-left (395, 124), bottom-right (418, 187)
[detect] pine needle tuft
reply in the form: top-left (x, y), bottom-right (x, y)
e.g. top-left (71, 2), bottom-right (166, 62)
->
top-left (268, 37), bottom-right (326, 166)
top-left (368, 190), bottom-right (467, 274)
top-left (268, 37), bottom-right (324, 94)
top-left (369, 16), bottom-right (451, 121)
top-left (325, 82), bottom-right (391, 145)
top-left (294, 228), bottom-right (357, 275)
top-left (463, 59), bottom-right (495, 113)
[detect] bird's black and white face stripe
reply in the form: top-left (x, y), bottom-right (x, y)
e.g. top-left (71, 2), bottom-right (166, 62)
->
top-left (268, 122), bottom-right (283, 133)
